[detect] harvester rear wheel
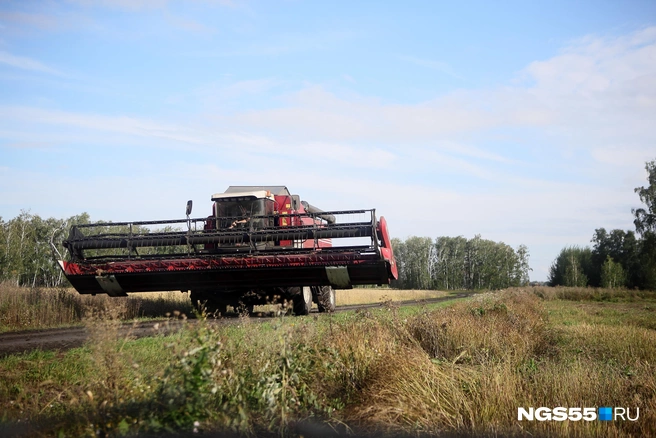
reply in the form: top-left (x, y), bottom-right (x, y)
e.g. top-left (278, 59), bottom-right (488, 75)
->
top-left (292, 286), bottom-right (312, 316)
top-left (317, 286), bottom-right (336, 313)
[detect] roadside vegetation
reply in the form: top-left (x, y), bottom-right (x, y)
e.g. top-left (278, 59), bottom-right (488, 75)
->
top-left (335, 287), bottom-right (447, 306)
top-left (1, 286), bottom-right (654, 437)
top-left (0, 283), bottom-right (448, 333)
top-left (0, 283), bottom-right (194, 333)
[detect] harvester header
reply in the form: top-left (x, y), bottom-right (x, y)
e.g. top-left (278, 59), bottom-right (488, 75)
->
top-left (59, 186), bottom-right (397, 315)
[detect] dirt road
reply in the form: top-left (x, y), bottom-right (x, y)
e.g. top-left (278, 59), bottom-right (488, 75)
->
top-left (0, 293), bottom-right (474, 356)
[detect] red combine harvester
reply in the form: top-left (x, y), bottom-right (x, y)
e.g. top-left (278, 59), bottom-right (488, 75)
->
top-left (59, 186), bottom-right (397, 315)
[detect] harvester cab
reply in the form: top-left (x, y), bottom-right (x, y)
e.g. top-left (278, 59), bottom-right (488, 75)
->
top-left (59, 185), bottom-right (397, 315)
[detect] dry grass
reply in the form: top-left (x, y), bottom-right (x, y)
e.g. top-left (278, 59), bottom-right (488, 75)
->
top-left (348, 344), bottom-right (478, 431)
top-left (0, 284), bottom-right (446, 332)
top-left (1, 286), bottom-right (655, 437)
top-left (341, 289), bottom-right (656, 437)
top-left (0, 283), bottom-right (193, 332)
top-left (343, 290), bottom-right (550, 434)
top-left (406, 290), bottom-right (553, 365)
top-left (530, 285), bottom-right (655, 302)
top-left (546, 300), bottom-right (656, 332)
top-left (335, 288), bottom-right (448, 306)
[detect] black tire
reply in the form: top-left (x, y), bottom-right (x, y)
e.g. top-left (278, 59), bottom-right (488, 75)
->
top-left (292, 286), bottom-right (312, 316)
top-left (317, 286), bottom-right (336, 313)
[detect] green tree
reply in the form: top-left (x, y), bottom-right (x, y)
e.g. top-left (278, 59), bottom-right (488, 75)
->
top-left (0, 211), bottom-right (92, 287)
top-left (633, 159), bottom-right (656, 236)
top-left (632, 159), bottom-right (656, 290)
top-left (402, 236), bottom-right (433, 289)
top-left (548, 246), bottom-right (592, 287)
top-left (591, 228), bottom-right (640, 288)
top-left (431, 235), bottom-right (529, 290)
top-left (433, 236), bottom-right (468, 290)
top-left (638, 232), bottom-right (656, 290)
top-left (390, 237), bottom-right (407, 289)
top-left (564, 255), bottom-right (588, 287)
top-left (514, 244), bottom-right (532, 286)
top-left (601, 255), bottom-right (625, 289)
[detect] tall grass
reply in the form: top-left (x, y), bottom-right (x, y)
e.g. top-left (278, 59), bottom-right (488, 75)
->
top-left (0, 283), bottom-right (193, 332)
top-left (336, 288), bottom-right (448, 306)
top-left (1, 287), bottom-right (655, 437)
top-left (530, 285), bottom-right (656, 302)
top-left (0, 284), bottom-right (448, 332)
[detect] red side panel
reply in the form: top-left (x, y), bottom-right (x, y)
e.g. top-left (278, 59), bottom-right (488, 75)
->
top-left (377, 216), bottom-right (398, 280)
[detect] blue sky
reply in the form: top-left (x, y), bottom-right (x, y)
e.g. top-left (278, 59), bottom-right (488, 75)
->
top-left (1, 0), bottom-right (655, 281)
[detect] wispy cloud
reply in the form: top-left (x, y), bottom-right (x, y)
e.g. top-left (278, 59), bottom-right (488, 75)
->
top-left (341, 74), bottom-right (356, 84)
top-left (163, 12), bottom-right (215, 34)
top-left (67, 0), bottom-right (169, 11)
top-left (0, 51), bottom-right (65, 76)
top-left (0, 11), bottom-right (60, 30)
top-left (0, 106), bottom-right (208, 147)
top-left (400, 55), bottom-right (463, 79)
top-left (167, 78), bottom-right (281, 109)
top-left (68, 0), bottom-right (242, 10)
top-left (200, 30), bottom-right (358, 57)
top-left (3, 141), bottom-right (53, 149)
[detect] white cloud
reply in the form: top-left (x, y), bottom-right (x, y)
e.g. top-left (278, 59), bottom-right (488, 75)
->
top-left (0, 11), bottom-right (60, 30)
top-left (163, 12), bottom-right (215, 34)
top-left (400, 55), bottom-right (463, 79)
top-left (341, 74), bottom-right (356, 84)
top-left (0, 106), bottom-right (207, 146)
top-left (67, 0), bottom-right (243, 10)
top-left (0, 51), bottom-right (64, 76)
top-left (67, 0), bottom-right (169, 11)
top-left (3, 141), bottom-right (53, 149)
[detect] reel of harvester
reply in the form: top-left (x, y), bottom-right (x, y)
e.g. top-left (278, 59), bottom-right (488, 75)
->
top-left (60, 209), bottom-right (397, 297)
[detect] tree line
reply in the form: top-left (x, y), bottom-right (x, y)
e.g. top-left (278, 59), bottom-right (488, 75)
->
top-left (2, 208), bottom-right (532, 291)
top-left (391, 235), bottom-right (531, 290)
top-left (0, 213), bottom-right (179, 288)
top-left (549, 159), bottom-right (656, 290)
top-left (0, 212), bottom-right (89, 287)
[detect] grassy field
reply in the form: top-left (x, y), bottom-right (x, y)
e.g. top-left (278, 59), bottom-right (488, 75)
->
top-left (0, 283), bottom-right (446, 333)
top-left (0, 283), bottom-right (195, 333)
top-left (0, 286), bottom-right (655, 437)
top-left (335, 287), bottom-right (448, 306)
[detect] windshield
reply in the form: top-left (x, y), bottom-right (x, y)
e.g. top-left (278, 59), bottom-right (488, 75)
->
top-left (215, 199), bottom-right (274, 229)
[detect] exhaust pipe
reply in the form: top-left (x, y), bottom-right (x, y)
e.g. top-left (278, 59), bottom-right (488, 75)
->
top-left (301, 201), bottom-right (336, 224)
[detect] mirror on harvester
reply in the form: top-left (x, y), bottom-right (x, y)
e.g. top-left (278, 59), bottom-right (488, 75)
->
top-left (186, 200), bottom-right (193, 216)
